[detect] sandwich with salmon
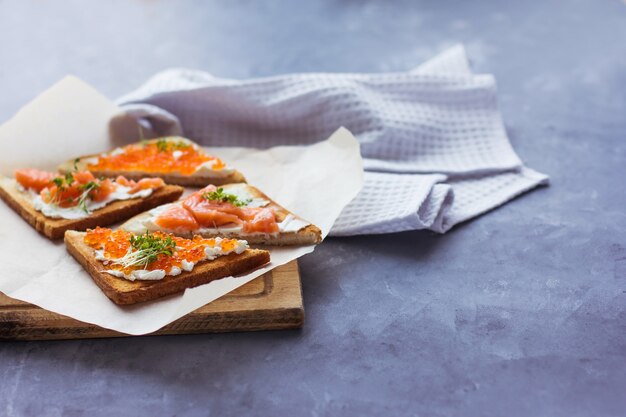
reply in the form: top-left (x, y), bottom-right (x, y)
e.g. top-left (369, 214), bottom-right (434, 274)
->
top-left (0, 168), bottom-right (184, 239)
top-left (59, 136), bottom-right (246, 187)
top-left (65, 227), bottom-right (270, 305)
top-left (120, 183), bottom-right (322, 246)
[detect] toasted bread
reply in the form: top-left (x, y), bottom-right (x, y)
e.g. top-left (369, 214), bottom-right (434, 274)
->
top-left (0, 177), bottom-right (184, 239)
top-left (58, 137), bottom-right (246, 187)
top-left (59, 157), bottom-right (246, 187)
top-left (120, 183), bottom-right (323, 246)
top-left (65, 230), bottom-right (271, 305)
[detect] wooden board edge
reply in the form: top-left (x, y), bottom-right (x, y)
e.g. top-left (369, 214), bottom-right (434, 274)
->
top-left (0, 260), bottom-right (304, 341)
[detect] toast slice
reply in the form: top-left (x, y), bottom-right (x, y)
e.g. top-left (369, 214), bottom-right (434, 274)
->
top-left (0, 177), bottom-right (183, 239)
top-left (58, 137), bottom-right (246, 187)
top-left (120, 183), bottom-right (323, 246)
top-left (65, 230), bottom-right (271, 305)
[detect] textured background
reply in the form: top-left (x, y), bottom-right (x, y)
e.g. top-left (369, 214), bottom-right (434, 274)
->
top-left (1, 1), bottom-right (626, 416)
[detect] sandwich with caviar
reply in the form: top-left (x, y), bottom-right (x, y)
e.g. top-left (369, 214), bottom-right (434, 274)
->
top-left (59, 136), bottom-right (246, 187)
top-left (65, 227), bottom-right (270, 304)
top-left (120, 183), bottom-right (322, 246)
top-left (0, 168), bottom-right (183, 239)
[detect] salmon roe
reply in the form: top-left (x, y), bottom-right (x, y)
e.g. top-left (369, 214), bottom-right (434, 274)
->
top-left (84, 227), bottom-right (241, 276)
top-left (87, 138), bottom-right (226, 176)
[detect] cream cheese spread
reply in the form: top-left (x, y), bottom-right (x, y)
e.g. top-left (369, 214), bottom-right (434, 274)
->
top-left (18, 181), bottom-right (154, 220)
top-left (194, 160), bottom-right (235, 177)
top-left (123, 200), bottom-right (311, 237)
top-left (102, 237), bottom-right (248, 282)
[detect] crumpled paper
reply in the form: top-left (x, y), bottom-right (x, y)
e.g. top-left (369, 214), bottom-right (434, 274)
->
top-left (0, 76), bottom-right (363, 335)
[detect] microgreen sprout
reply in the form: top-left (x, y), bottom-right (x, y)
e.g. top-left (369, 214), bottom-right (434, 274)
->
top-left (156, 138), bottom-right (169, 152)
top-left (113, 233), bottom-right (176, 269)
top-left (155, 138), bottom-right (191, 152)
top-left (201, 187), bottom-right (250, 207)
top-left (77, 181), bottom-right (100, 213)
top-left (52, 177), bottom-right (64, 189)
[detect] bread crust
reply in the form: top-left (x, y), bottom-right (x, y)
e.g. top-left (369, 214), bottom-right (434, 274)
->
top-left (65, 230), bottom-right (271, 305)
top-left (58, 156), bottom-right (247, 187)
top-left (0, 178), bottom-right (184, 240)
top-left (120, 183), bottom-right (323, 246)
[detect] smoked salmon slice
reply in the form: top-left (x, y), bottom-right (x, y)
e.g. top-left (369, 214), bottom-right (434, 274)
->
top-left (153, 184), bottom-right (280, 234)
top-left (73, 171), bottom-right (96, 183)
top-left (129, 178), bottom-right (165, 194)
top-left (154, 205), bottom-right (200, 231)
top-left (90, 179), bottom-right (116, 202)
top-left (15, 169), bottom-right (164, 209)
top-left (42, 184), bottom-right (80, 207)
top-left (115, 175), bottom-right (133, 187)
top-left (182, 193), bottom-right (243, 227)
top-left (40, 171), bottom-right (113, 206)
top-left (179, 189), bottom-right (279, 233)
top-left (14, 168), bottom-right (56, 193)
top-left (242, 208), bottom-right (280, 234)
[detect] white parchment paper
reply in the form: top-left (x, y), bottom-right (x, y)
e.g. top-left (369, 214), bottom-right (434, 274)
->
top-left (0, 76), bottom-right (363, 335)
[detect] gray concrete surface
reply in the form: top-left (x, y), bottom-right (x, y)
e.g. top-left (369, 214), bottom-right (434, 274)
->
top-left (1, 1), bottom-right (625, 416)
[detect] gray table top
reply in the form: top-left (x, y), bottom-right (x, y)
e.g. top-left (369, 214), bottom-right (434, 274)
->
top-left (1, 1), bottom-right (625, 416)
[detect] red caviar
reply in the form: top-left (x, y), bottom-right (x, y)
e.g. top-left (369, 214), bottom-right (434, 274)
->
top-left (87, 139), bottom-right (226, 176)
top-left (84, 227), bottom-right (242, 276)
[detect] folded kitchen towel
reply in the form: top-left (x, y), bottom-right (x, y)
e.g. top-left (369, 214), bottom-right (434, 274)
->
top-left (117, 45), bottom-right (548, 235)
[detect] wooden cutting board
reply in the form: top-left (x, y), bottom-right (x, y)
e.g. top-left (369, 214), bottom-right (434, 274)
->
top-left (0, 260), bottom-right (303, 341)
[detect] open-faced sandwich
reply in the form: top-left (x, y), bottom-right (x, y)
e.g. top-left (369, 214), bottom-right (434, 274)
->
top-left (120, 183), bottom-right (322, 246)
top-left (59, 136), bottom-right (246, 187)
top-left (0, 169), bottom-right (183, 239)
top-left (65, 227), bottom-right (270, 305)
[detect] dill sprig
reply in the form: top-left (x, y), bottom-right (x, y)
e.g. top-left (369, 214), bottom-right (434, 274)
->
top-left (113, 233), bottom-right (176, 269)
top-left (202, 187), bottom-right (251, 207)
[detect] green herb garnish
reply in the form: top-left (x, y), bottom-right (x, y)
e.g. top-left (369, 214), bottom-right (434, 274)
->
top-left (51, 172), bottom-right (75, 191)
top-left (77, 181), bottom-right (100, 213)
top-left (156, 138), bottom-right (169, 152)
top-left (113, 233), bottom-right (176, 269)
top-left (47, 173), bottom-right (101, 213)
top-left (73, 158), bottom-right (80, 171)
top-left (52, 177), bottom-right (64, 189)
top-left (202, 187), bottom-right (251, 207)
top-left (155, 138), bottom-right (191, 152)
